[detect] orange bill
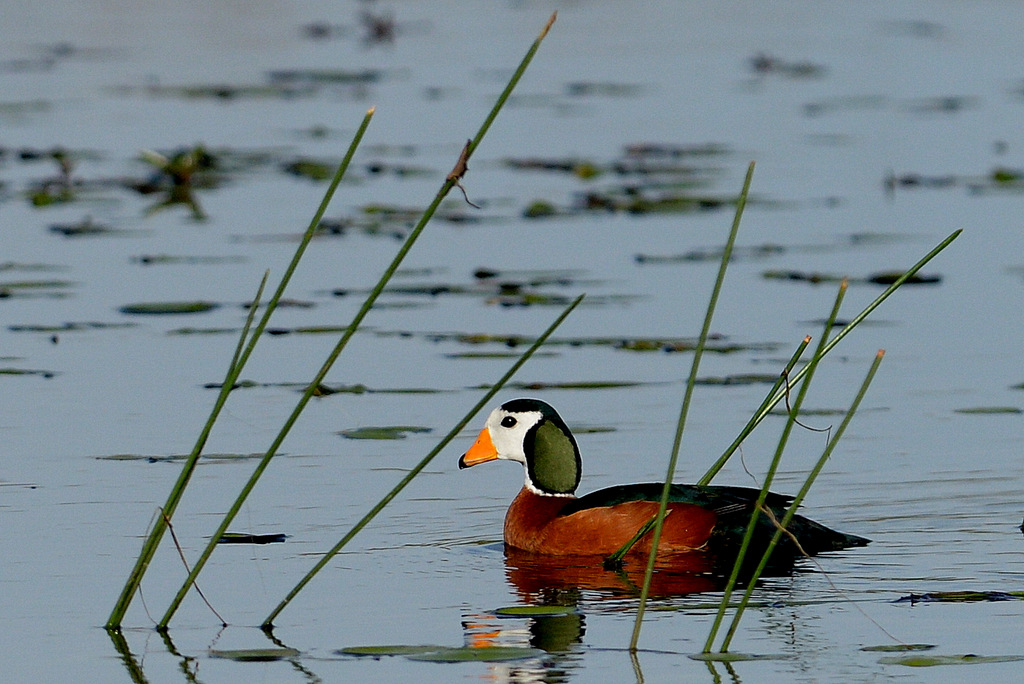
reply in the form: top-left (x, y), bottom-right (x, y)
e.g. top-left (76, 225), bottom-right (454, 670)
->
top-left (459, 427), bottom-right (498, 468)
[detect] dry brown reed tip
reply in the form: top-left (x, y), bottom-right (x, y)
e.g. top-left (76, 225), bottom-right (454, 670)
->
top-left (541, 12), bottom-right (557, 39)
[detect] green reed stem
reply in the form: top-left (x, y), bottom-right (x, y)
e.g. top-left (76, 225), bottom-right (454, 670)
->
top-left (697, 228), bottom-right (962, 486)
top-left (262, 294), bottom-right (583, 629)
top-left (156, 15), bottom-right (557, 630)
top-left (628, 162), bottom-right (755, 652)
top-left (703, 280), bottom-right (847, 653)
top-left (719, 348), bottom-right (884, 652)
top-left (105, 110), bottom-right (375, 631)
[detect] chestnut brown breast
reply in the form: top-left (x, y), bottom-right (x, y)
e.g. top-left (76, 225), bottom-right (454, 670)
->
top-left (503, 487), bottom-right (717, 556)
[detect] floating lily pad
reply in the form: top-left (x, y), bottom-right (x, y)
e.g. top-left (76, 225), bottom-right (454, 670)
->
top-left (570, 426), bottom-right (616, 434)
top-left (688, 652), bottom-right (785, 662)
top-left (9, 321), bottom-right (135, 333)
top-left (338, 645), bottom-right (447, 658)
top-left (445, 351), bottom-right (559, 359)
top-left (338, 426), bottom-right (432, 440)
top-left (0, 367), bottom-right (57, 378)
top-left (384, 330), bottom-right (774, 355)
top-left (241, 298), bottom-right (314, 310)
top-left (894, 591), bottom-right (1024, 603)
top-left (49, 217), bottom-right (126, 237)
top-left (636, 244), bottom-right (787, 264)
top-left (862, 644), bottom-right (935, 652)
top-left (494, 605), bottom-right (579, 617)
top-left (522, 200), bottom-right (559, 218)
top-left (312, 383), bottom-right (442, 395)
top-left (0, 279), bottom-right (76, 291)
top-left (867, 271), bottom-right (942, 285)
top-left (406, 646), bottom-right (544, 662)
top-left (218, 532), bottom-right (288, 544)
top-left (133, 254), bottom-right (247, 266)
top-left (200, 380), bottom-right (445, 395)
top-left (565, 81), bottom-right (643, 98)
top-left (0, 262), bottom-right (67, 273)
top-left (954, 407), bottom-right (1022, 415)
top-left (500, 380), bottom-right (650, 391)
top-left (878, 654), bottom-right (1024, 667)
top-left (696, 374), bottom-right (779, 386)
top-left (119, 301), bottom-right (219, 315)
top-left (762, 269), bottom-right (941, 286)
top-left (169, 326), bottom-right (240, 335)
top-left (96, 452), bottom-right (263, 462)
top-left (209, 648), bottom-right (300, 661)
top-left (281, 158), bottom-right (336, 181)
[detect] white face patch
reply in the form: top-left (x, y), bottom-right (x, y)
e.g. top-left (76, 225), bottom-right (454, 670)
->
top-left (485, 406), bottom-right (542, 466)
top-left (485, 405), bottom-right (575, 497)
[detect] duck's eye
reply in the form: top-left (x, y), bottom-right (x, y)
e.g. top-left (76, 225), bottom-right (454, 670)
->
top-left (500, 416), bottom-right (517, 428)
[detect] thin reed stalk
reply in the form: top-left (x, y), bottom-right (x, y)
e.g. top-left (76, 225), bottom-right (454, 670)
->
top-left (156, 13), bottom-right (558, 630)
top-left (262, 294), bottom-right (584, 629)
top-left (697, 229), bottom-right (962, 486)
top-left (628, 162), bottom-right (755, 652)
top-left (718, 349), bottom-right (885, 652)
top-left (702, 281), bottom-right (847, 653)
top-left (105, 110), bottom-right (375, 631)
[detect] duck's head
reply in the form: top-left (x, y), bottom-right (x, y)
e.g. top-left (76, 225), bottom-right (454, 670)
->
top-left (459, 398), bottom-right (581, 497)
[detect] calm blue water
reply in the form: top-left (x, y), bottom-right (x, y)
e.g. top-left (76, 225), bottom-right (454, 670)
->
top-left (2, 1), bottom-right (1023, 682)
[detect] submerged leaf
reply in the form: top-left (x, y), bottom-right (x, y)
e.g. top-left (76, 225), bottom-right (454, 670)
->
top-left (862, 644), bottom-right (935, 652)
top-left (954, 406), bottom-right (1023, 415)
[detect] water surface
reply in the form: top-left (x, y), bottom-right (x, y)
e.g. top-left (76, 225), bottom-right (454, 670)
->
top-left (2, 1), bottom-right (1023, 682)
